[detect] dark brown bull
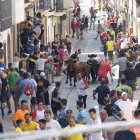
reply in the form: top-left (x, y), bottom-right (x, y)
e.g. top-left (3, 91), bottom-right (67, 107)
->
top-left (64, 58), bottom-right (91, 86)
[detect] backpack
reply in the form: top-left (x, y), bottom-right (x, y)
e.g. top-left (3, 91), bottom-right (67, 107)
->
top-left (24, 84), bottom-right (31, 96)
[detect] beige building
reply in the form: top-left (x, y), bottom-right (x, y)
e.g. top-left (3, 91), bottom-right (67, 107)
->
top-left (0, 0), bottom-right (27, 65)
top-left (127, 0), bottom-right (140, 43)
top-left (0, 29), bottom-right (13, 66)
top-left (0, 0), bottom-right (14, 66)
top-left (0, 0), bottom-right (75, 65)
top-left (27, 0), bottom-right (75, 44)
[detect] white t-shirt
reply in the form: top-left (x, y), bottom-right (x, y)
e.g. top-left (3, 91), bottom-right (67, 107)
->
top-left (115, 99), bottom-right (131, 105)
top-left (120, 38), bottom-right (128, 49)
top-left (89, 118), bottom-right (104, 140)
top-left (46, 119), bottom-right (61, 140)
top-left (13, 56), bottom-right (22, 69)
top-left (36, 109), bottom-right (45, 122)
top-left (117, 100), bottom-right (136, 121)
top-left (76, 79), bottom-right (87, 96)
top-left (36, 58), bottom-right (47, 71)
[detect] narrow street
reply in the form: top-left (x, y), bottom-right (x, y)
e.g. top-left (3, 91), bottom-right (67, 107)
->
top-left (2, 11), bottom-right (119, 132)
top-left (1, 1), bottom-right (140, 134)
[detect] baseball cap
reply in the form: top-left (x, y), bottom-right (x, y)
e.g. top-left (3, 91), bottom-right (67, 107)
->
top-left (121, 92), bottom-right (127, 97)
top-left (66, 109), bottom-right (73, 113)
top-left (40, 72), bottom-right (46, 77)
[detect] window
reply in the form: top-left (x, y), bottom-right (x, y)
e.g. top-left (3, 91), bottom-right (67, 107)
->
top-left (24, 0), bottom-right (29, 4)
top-left (36, 0), bottom-right (52, 11)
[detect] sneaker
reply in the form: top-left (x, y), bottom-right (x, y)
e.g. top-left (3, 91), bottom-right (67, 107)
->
top-left (8, 110), bottom-right (12, 114)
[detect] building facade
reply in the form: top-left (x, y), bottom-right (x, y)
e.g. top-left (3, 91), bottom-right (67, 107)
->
top-left (0, 0), bottom-right (13, 65)
top-left (0, 0), bottom-right (74, 65)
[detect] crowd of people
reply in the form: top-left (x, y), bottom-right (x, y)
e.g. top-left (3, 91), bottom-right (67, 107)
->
top-left (0, 0), bottom-right (140, 140)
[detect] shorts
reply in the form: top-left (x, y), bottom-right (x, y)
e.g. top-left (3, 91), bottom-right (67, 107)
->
top-left (108, 51), bottom-right (113, 59)
top-left (14, 92), bottom-right (22, 105)
top-left (0, 91), bottom-right (10, 102)
top-left (76, 29), bottom-right (80, 34)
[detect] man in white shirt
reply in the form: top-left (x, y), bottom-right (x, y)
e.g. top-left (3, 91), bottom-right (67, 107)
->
top-left (44, 110), bottom-right (61, 140)
top-left (76, 73), bottom-right (88, 108)
top-left (36, 54), bottom-right (47, 74)
top-left (115, 91), bottom-right (131, 105)
top-left (88, 108), bottom-right (104, 140)
top-left (117, 92), bottom-right (136, 121)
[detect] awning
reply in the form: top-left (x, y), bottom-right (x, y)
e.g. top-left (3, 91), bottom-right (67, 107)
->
top-left (53, 12), bottom-right (66, 17)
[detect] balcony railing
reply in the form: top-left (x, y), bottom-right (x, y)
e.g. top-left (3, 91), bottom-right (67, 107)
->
top-left (36, 0), bottom-right (52, 11)
top-left (55, 0), bottom-right (74, 12)
top-left (55, 0), bottom-right (64, 12)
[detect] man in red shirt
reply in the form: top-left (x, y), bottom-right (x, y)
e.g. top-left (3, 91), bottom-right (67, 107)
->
top-left (101, 29), bottom-right (107, 51)
top-left (98, 57), bottom-right (113, 84)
